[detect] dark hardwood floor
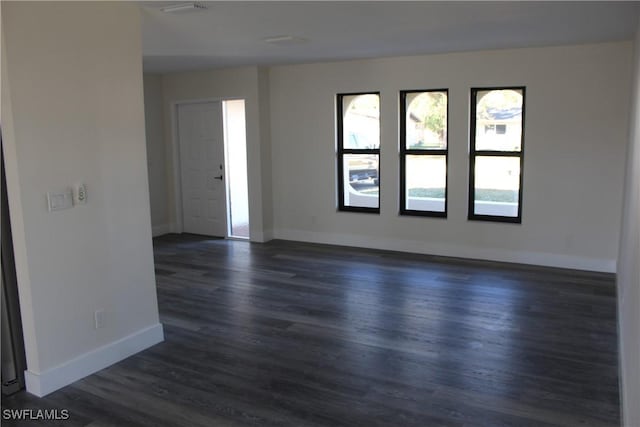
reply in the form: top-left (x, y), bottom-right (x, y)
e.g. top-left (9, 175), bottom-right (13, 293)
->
top-left (2, 234), bottom-right (620, 426)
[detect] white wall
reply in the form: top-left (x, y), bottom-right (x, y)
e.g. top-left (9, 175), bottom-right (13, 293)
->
top-left (143, 74), bottom-right (170, 236)
top-left (161, 66), bottom-right (273, 241)
top-left (269, 42), bottom-right (632, 272)
top-left (1, 2), bottom-right (163, 396)
top-left (617, 24), bottom-right (640, 427)
top-left (257, 67), bottom-right (274, 239)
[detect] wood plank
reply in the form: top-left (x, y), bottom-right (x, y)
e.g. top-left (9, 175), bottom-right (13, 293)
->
top-left (1, 234), bottom-right (620, 426)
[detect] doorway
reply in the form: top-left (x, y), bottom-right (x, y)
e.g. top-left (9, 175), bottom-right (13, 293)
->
top-left (223, 100), bottom-right (249, 239)
top-left (177, 102), bottom-right (227, 237)
top-left (1, 136), bottom-right (27, 395)
top-left (176, 100), bottom-right (249, 239)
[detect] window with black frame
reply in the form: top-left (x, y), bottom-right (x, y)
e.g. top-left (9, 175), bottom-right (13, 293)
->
top-left (400, 89), bottom-right (448, 217)
top-left (469, 87), bottom-right (525, 223)
top-left (336, 92), bottom-right (380, 213)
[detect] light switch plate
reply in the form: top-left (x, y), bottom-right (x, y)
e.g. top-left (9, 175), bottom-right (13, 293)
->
top-left (94, 309), bottom-right (105, 329)
top-left (75, 183), bottom-right (87, 205)
top-left (47, 189), bottom-right (73, 212)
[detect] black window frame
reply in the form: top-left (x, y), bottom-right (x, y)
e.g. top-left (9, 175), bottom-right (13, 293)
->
top-left (399, 89), bottom-right (449, 218)
top-left (468, 86), bottom-right (526, 224)
top-left (336, 92), bottom-right (381, 214)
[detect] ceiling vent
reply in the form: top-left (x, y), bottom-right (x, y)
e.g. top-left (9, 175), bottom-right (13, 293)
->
top-left (161, 3), bottom-right (207, 14)
top-left (262, 35), bottom-right (308, 46)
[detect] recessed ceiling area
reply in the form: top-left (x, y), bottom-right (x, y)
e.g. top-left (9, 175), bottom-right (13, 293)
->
top-left (139, 1), bottom-right (640, 73)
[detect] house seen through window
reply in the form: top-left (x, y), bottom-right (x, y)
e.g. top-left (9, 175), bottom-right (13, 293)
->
top-left (400, 89), bottom-right (448, 216)
top-left (469, 87), bottom-right (525, 222)
top-left (336, 93), bottom-right (380, 212)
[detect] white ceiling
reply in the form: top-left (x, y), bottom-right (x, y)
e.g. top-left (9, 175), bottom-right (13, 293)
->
top-left (139, 1), bottom-right (640, 73)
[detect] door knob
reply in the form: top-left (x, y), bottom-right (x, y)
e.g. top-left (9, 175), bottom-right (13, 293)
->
top-left (214, 175), bottom-right (223, 180)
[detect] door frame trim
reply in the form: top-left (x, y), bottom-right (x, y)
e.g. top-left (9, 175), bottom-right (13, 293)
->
top-left (170, 97), bottom-right (243, 236)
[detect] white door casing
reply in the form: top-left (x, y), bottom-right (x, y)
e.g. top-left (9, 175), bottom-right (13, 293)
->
top-left (178, 102), bottom-right (227, 237)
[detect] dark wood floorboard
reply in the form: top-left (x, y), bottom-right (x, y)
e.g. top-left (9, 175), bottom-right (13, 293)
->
top-left (2, 234), bottom-right (620, 426)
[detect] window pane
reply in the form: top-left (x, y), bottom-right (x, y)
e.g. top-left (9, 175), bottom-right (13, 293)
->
top-left (473, 156), bottom-right (520, 217)
top-left (405, 155), bottom-right (446, 212)
top-left (342, 94), bottom-right (380, 149)
top-left (343, 154), bottom-right (379, 208)
top-left (405, 91), bottom-right (447, 150)
top-left (475, 89), bottom-right (523, 151)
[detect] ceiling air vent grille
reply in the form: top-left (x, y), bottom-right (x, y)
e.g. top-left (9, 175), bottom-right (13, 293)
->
top-left (161, 3), bottom-right (207, 14)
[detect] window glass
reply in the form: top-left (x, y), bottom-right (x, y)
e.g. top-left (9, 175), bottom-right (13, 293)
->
top-left (405, 91), bottom-right (447, 150)
top-left (475, 89), bottom-right (523, 152)
top-left (337, 93), bottom-right (380, 212)
top-left (400, 90), bottom-right (448, 217)
top-left (342, 154), bottom-right (379, 209)
top-left (342, 94), bottom-right (380, 149)
top-left (469, 87), bottom-right (525, 222)
top-left (473, 156), bottom-right (520, 217)
top-left (405, 155), bottom-right (446, 213)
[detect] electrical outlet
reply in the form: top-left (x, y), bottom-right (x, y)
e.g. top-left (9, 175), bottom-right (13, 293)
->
top-left (94, 309), bottom-right (105, 329)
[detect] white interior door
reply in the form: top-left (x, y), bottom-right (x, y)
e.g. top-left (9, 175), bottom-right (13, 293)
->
top-left (178, 102), bottom-right (227, 237)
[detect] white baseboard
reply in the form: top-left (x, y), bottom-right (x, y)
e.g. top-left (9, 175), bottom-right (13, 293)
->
top-left (273, 229), bottom-right (616, 273)
top-left (25, 323), bottom-right (164, 397)
top-left (250, 229), bottom-right (274, 243)
top-left (152, 224), bottom-right (171, 237)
